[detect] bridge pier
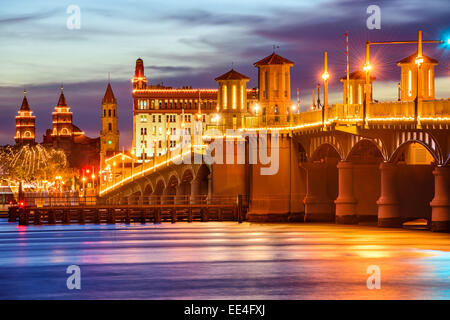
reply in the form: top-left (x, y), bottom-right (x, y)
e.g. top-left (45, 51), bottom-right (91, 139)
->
top-left (377, 162), bottom-right (402, 227)
top-left (430, 166), bottom-right (450, 232)
top-left (335, 161), bottom-right (358, 224)
top-left (302, 162), bottom-right (335, 222)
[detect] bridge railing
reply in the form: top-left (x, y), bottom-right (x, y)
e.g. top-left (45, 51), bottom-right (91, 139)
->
top-left (100, 143), bottom-right (194, 195)
top-left (22, 192), bottom-right (98, 207)
top-left (111, 194), bottom-right (242, 206)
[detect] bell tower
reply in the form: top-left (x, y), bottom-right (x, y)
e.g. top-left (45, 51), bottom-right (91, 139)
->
top-left (100, 82), bottom-right (119, 164)
top-left (397, 52), bottom-right (438, 102)
top-left (15, 90), bottom-right (36, 145)
top-left (254, 52), bottom-right (294, 123)
top-left (215, 69), bottom-right (250, 129)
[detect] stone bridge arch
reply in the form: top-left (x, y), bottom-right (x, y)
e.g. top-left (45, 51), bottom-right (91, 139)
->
top-left (389, 131), bottom-right (443, 164)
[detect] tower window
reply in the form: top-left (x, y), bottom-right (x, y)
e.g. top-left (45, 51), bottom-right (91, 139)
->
top-left (108, 123), bottom-right (112, 131)
top-left (104, 110), bottom-right (106, 117)
top-left (428, 69), bottom-right (431, 97)
top-left (408, 70), bottom-right (412, 97)
top-left (108, 110), bottom-right (111, 117)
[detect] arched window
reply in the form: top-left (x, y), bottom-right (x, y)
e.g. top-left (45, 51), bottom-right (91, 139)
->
top-left (108, 123), bottom-right (112, 131)
top-left (104, 109), bottom-right (106, 117)
top-left (108, 110), bottom-right (111, 117)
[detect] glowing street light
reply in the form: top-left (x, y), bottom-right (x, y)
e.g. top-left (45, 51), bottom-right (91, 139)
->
top-left (321, 71), bottom-right (329, 81)
top-left (415, 55), bottom-right (424, 66)
top-left (363, 64), bottom-right (372, 72)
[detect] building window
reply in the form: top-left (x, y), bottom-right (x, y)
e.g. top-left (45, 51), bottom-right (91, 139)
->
top-left (152, 115), bottom-right (156, 122)
top-left (108, 109), bottom-right (111, 117)
top-left (108, 123), bottom-right (112, 131)
top-left (428, 69), bottom-right (431, 97)
top-left (408, 70), bottom-right (412, 97)
top-left (158, 115), bottom-right (162, 123)
top-left (223, 85), bottom-right (227, 108)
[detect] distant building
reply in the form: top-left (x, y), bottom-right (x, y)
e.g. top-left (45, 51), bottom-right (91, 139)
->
top-left (100, 83), bottom-right (119, 164)
top-left (131, 58), bottom-right (259, 161)
top-left (14, 90), bottom-right (36, 145)
top-left (40, 87), bottom-right (100, 170)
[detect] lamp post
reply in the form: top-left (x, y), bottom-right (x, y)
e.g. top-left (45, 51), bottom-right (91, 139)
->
top-left (254, 103), bottom-right (260, 127)
top-left (363, 61), bottom-right (372, 127)
top-left (415, 30), bottom-right (424, 127)
top-left (166, 128), bottom-right (171, 166)
top-left (321, 51), bottom-right (330, 129)
top-left (113, 161), bottom-right (116, 184)
top-left (130, 148), bottom-right (135, 177)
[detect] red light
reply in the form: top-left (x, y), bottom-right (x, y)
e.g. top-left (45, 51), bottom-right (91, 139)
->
top-left (19, 201), bottom-right (25, 208)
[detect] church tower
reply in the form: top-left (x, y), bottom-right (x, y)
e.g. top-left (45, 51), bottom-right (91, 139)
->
top-left (52, 86), bottom-right (73, 138)
top-left (100, 82), bottom-right (119, 163)
top-left (254, 52), bottom-right (294, 123)
top-left (15, 90), bottom-right (36, 145)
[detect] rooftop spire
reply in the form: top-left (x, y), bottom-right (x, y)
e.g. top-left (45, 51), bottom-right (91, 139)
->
top-left (57, 84), bottom-right (67, 106)
top-left (103, 82), bottom-right (116, 104)
top-left (20, 89), bottom-right (30, 111)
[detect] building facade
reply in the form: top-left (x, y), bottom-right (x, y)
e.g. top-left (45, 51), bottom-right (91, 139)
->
top-left (131, 58), bottom-right (259, 161)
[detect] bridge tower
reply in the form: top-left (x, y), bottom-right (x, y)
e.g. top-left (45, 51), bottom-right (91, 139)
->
top-left (15, 90), bottom-right (36, 145)
top-left (254, 52), bottom-right (294, 123)
top-left (100, 82), bottom-right (119, 164)
top-left (215, 68), bottom-right (250, 130)
top-left (397, 53), bottom-right (438, 102)
top-left (340, 71), bottom-right (375, 105)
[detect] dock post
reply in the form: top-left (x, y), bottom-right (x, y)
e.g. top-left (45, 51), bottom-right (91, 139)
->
top-left (125, 209), bottom-right (131, 224)
top-left (34, 210), bottom-right (42, 225)
top-left (188, 208), bottom-right (193, 223)
top-left (8, 206), bottom-right (17, 222)
top-left (140, 209), bottom-right (146, 224)
top-left (94, 209), bottom-right (100, 224)
top-left (18, 208), bottom-right (29, 226)
top-left (62, 210), bottom-right (70, 224)
top-left (171, 209), bottom-right (177, 223)
top-left (107, 208), bottom-right (115, 224)
top-left (155, 208), bottom-right (161, 224)
top-left (48, 210), bottom-right (56, 224)
top-left (79, 210), bottom-right (86, 224)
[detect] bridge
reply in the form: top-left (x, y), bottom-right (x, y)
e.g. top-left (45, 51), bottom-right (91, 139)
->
top-left (99, 99), bottom-right (450, 232)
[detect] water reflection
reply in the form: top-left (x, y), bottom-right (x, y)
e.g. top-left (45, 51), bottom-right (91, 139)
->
top-left (0, 221), bottom-right (448, 299)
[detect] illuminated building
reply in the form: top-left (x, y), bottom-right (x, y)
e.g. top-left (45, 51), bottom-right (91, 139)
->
top-left (397, 52), bottom-right (438, 101)
top-left (215, 68), bottom-right (250, 129)
top-left (131, 58), bottom-right (258, 161)
top-left (253, 52), bottom-right (294, 122)
top-left (42, 86), bottom-right (100, 170)
top-left (100, 82), bottom-right (119, 164)
top-left (14, 90), bottom-right (36, 145)
top-left (340, 71), bottom-right (375, 105)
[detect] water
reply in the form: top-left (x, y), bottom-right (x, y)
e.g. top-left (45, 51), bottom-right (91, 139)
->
top-left (0, 220), bottom-right (448, 299)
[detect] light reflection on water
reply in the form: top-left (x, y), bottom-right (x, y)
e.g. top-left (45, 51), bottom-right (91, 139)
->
top-left (0, 220), bottom-right (448, 299)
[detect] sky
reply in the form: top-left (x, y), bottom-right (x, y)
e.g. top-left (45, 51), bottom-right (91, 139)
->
top-left (0, 0), bottom-right (449, 147)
